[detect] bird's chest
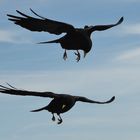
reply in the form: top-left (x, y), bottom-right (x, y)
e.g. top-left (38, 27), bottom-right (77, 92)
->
top-left (60, 98), bottom-right (76, 113)
top-left (47, 97), bottom-right (75, 113)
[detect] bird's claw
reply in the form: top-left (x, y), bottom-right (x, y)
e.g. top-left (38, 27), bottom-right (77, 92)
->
top-left (52, 115), bottom-right (55, 121)
top-left (63, 50), bottom-right (67, 61)
top-left (74, 52), bottom-right (81, 62)
top-left (57, 118), bottom-right (63, 124)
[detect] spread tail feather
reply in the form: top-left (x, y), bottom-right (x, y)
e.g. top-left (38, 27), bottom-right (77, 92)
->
top-left (30, 106), bottom-right (47, 112)
top-left (37, 38), bottom-right (60, 44)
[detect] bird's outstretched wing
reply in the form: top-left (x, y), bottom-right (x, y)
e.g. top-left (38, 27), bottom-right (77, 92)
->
top-left (7, 9), bottom-right (75, 35)
top-left (0, 84), bottom-right (58, 98)
top-left (91, 17), bottom-right (124, 32)
top-left (76, 96), bottom-right (115, 104)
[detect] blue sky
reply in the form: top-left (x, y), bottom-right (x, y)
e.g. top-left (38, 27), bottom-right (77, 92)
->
top-left (0, 0), bottom-right (140, 140)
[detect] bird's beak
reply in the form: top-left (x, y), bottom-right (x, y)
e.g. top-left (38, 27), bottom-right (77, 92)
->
top-left (84, 51), bottom-right (87, 58)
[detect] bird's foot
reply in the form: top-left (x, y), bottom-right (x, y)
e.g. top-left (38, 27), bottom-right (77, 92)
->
top-left (57, 118), bottom-right (63, 124)
top-left (57, 114), bottom-right (63, 124)
top-left (74, 51), bottom-right (81, 62)
top-left (52, 114), bottom-right (55, 121)
top-left (63, 50), bottom-right (68, 61)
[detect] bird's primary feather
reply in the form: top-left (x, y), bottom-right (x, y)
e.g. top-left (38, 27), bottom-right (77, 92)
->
top-left (0, 84), bottom-right (58, 98)
top-left (7, 9), bottom-right (75, 34)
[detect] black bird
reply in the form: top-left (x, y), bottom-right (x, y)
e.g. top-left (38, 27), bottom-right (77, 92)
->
top-left (0, 84), bottom-right (115, 124)
top-left (7, 9), bottom-right (124, 62)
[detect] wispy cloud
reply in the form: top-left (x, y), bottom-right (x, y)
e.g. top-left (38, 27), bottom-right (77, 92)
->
top-left (0, 65), bottom-right (139, 98)
top-left (0, 30), bottom-right (16, 43)
top-left (121, 24), bottom-right (140, 35)
top-left (116, 47), bottom-right (140, 61)
top-left (0, 29), bottom-right (32, 44)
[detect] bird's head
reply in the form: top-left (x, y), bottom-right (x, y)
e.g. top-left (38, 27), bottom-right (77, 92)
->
top-left (83, 48), bottom-right (91, 58)
top-left (83, 39), bottom-right (92, 58)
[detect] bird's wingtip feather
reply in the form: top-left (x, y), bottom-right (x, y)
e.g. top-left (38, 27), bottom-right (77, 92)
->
top-left (118, 17), bottom-right (124, 24)
top-left (111, 96), bottom-right (115, 102)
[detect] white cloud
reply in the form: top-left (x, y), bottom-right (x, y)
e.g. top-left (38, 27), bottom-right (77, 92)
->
top-left (0, 29), bottom-right (32, 44)
top-left (0, 65), bottom-right (139, 98)
top-left (116, 47), bottom-right (140, 61)
top-left (0, 30), bottom-right (15, 43)
top-left (121, 24), bottom-right (140, 35)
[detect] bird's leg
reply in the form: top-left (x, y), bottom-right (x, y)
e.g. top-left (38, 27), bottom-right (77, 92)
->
top-left (52, 113), bottom-right (55, 121)
top-left (63, 49), bottom-right (68, 60)
top-left (57, 114), bottom-right (63, 124)
top-left (74, 50), bottom-right (81, 62)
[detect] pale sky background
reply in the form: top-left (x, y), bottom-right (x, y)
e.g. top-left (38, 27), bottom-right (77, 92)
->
top-left (0, 0), bottom-right (140, 140)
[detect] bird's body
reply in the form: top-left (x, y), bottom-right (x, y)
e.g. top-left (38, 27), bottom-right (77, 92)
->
top-left (46, 94), bottom-right (76, 114)
top-left (46, 29), bottom-right (92, 60)
top-left (7, 9), bottom-right (124, 61)
top-left (0, 84), bottom-right (115, 124)
top-left (57, 30), bottom-right (92, 51)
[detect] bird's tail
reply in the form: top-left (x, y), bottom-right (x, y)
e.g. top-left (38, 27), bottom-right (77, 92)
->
top-left (37, 38), bottom-right (60, 44)
top-left (30, 106), bottom-right (47, 112)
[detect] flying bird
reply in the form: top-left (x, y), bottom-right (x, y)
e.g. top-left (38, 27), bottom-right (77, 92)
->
top-left (7, 9), bottom-right (124, 62)
top-left (0, 84), bottom-right (115, 124)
